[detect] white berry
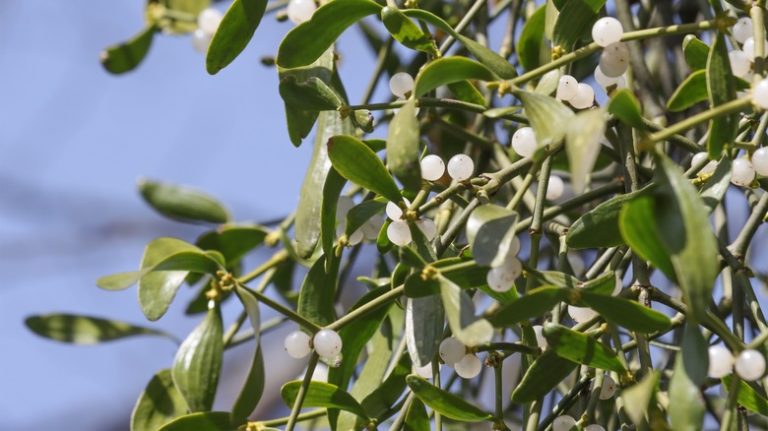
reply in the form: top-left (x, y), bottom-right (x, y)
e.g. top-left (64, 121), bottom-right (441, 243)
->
top-left (313, 329), bottom-right (343, 358)
top-left (533, 325), bottom-right (548, 350)
top-left (585, 425), bottom-right (605, 431)
top-left (592, 17), bottom-right (624, 47)
top-left (284, 331), bottom-right (312, 359)
top-left (512, 127), bottom-right (538, 159)
top-left (734, 17), bottom-right (754, 44)
top-left (691, 152), bottom-right (716, 175)
top-left (412, 362), bottom-right (433, 379)
top-left (569, 83), bottom-right (595, 110)
top-left (594, 65), bottom-right (621, 89)
top-left (752, 147), bottom-right (768, 176)
top-left (197, 8), bottom-right (223, 36)
top-left (454, 354), bottom-right (482, 379)
top-left (389, 72), bottom-right (415, 99)
top-left (447, 154), bottom-right (474, 181)
top-left (599, 42), bottom-right (630, 77)
top-left (743, 37), bottom-right (768, 61)
top-left (556, 75), bottom-right (579, 101)
top-left (385, 198), bottom-right (410, 220)
top-left (287, 0), bottom-right (316, 24)
top-left (729, 50), bottom-right (752, 78)
top-left (735, 349), bottom-right (766, 381)
top-left (417, 218), bottom-right (437, 240)
top-left (387, 220), bottom-right (412, 246)
top-left (546, 175), bottom-right (565, 200)
top-left (486, 260), bottom-right (521, 292)
top-left (420, 155), bottom-right (445, 181)
top-left (708, 345), bottom-right (734, 378)
top-left (599, 375), bottom-right (617, 400)
top-left (191, 29), bottom-right (212, 53)
top-left (553, 415), bottom-right (577, 431)
top-left (568, 305), bottom-right (597, 323)
top-left (753, 78), bottom-right (768, 109)
top-left (439, 337), bottom-right (466, 365)
top-left (731, 158), bottom-right (756, 187)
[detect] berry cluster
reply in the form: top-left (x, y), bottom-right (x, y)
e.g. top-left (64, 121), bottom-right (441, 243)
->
top-left (284, 328), bottom-right (343, 361)
top-left (708, 345), bottom-right (766, 382)
top-left (438, 337), bottom-right (483, 379)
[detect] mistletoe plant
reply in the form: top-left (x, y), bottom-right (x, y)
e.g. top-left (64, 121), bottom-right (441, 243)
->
top-left (25, 0), bottom-right (768, 429)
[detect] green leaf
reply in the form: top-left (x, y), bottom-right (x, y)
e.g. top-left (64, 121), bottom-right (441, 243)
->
top-left (466, 204), bottom-right (519, 267)
top-left (511, 350), bottom-right (578, 403)
top-left (655, 153), bottom-right (719, 321)
top-left (669, 354), bottom-right (705, 431)
top-left (25, 314), bottom-right (170, 345)
top-left (516, 90), bottom-right (575, 146)
top-left (279, 75), bottom-right (345, 112)
top-left (667, 70), bottom-right (708, 112)
top-left (131, 369), bottom-right (188, 431)
top-left (448, 81), bottom-right (487, 106)
top-left (361, 355), bottom-right (411, 420)
top-left (281, 381), bottom-right (369, 419)
top-left (298, 254), bottom-right (338, 327)
top-left (567, 187), bottom-right (652, 249)
top-left (621, 371), bottom-right (660, 427)
top-left (405, 295), bottom-right (444, 367)
top-left (683, 35), bottom-right (709, 71)
top-left (706, 33), bottom-right (738, 159)
top-left (566, 108), bottom-right (606, 194)
top-left (619, 194), bottom-right (676, 280)
top-left (172, 307), bottom-right (224, 412)
top-left (681, 323), bottom-right (709, 386)
top-left (387, 99), bottom-right (422, 192)
top-left (276, 0), bottom-right (382, 68)
top-left (579, 291), bottom-right (671, 333)
top-left (517, 5), bottom-right (548, 71)
top-left (197, 225), bottom-right (268, 264)
top-left (413, 57), bottom-right (496, 98)
top-left (279, 49), bottom-right (334, 147)
top-left (700, 157), bottom-right (732, 212)
top-left (543, 323), bottom-right (626, 372)
top-left (381, 6), bottom-right (437, 55)
top-left (138, 178), bottom-right (230, 224)
top-left (327, 135), bottom-right (402, 203)
top-left (488, 286), bottom-right (570, 326)
top-left (320, 169), bottom-right (347, 267)
top-left (206, 0), bottom-right (267, 74)
top-left (100, 26), bottom-right (156, 74)
top-left (345, 200), bottom-right (386, 237)
top-left (723, 375), bottom-right (768, 415)
top-left (404, 398), bottom-right (430, 431)
top-left (156, 412), bottom-right (232, 431)
top-left (439, 276), bottom-right (494, 347)
top-left (608, 89), bottom-right (644, 129)
top-left (148, 0), bottom-right (209, 34)
top-left (553, 0), bottom-right (606, 50)
top-left (231, 287), bottom-right (264, 424)
top-left (406, 375), bottom-right (492, 422)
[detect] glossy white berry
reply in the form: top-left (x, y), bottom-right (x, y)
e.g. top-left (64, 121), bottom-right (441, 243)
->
top-left (599, 375), bottom-right (617, 400)
top-left (546, 175), bottom-right (565, 200)
top-left (284, 331), bottom-right (312, 359)
top-left (512, 127), bottom-right (538, 159)
top-left (708, 345), bottom-right (734, 378)
top-left (691, 152), bottom-right (717, 175)
top-left (389, 72), bottom-right (415, 99)
top-left (556, 75), bottom-right (579, 101)
top-left (287, 0), bottom-right (316, 24)
top-left (743, 37), bottom-right (768, 61)
top-left (568, 305), bottom-right (597, 324)
top-left (421, 155), bottom-right (445, 181)
top-left (191, 29), bottom-right (212, 53)
top-left (417, 218), bottom-right (437, 240)
top-left (347, 229), bottom-right (364, 246)
top-left (729, 50), bottom-right (752, 78)
top-left (735, 349), bottom-right (766, 381)
top-left (447, 154), bottom-right (474, 181)
top-left (439, 337), bottom-right (466, 365)
top-left (585, 425), bottom-right (605, 431)
top-left (313, 329), bottom-right (343, 358)
top-left (569, 83), bottom-right (595, 110)
top-left (387, 220), bottom-right (412, 246)
top-left (197, 8), bottom-right (223, 36)
top-left (752, 148), bottom-right (768, 176)
top-left (592, 17), bottom-right (624, 47)
top-left (486, 259), bottom-right (522, 292)
top-left (594, 65), bottom-right (621, 89)
top-left (385, 198), bottom-right (410, 221)
top-left (552, 415), bottom-right (577, 431)
top-left (734, 17), bottom-right (754, 44)
top-left (533, 325), bottom-right (548, 349)
top-left (454, 354), bottom-right (482, 379)
top-left (753, 78), bottom-right (768, 109)
top-left (412, 362), bottom-right (433, 379)
top-left (732, 158), bottom-right (756, 187)
top-left (599, 42), bottom-right (630, 77)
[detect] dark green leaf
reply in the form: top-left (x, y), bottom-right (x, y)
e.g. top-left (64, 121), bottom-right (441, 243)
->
top-left (406, 375), bottom-right (492, 422)
top-left (328, 135), bottom-right (403, 203)
top-left (439, 276), bottom-right (494, 347)
top-left (488, 286), bottom-right (570, 326)
top-left (668, 70), bottom-right (708, 112)
top-left (197, 225), bottom-right (268, 264)
top-left (543, 324), bottom-right (626, 372)
top-left (361, 356), bottom-right (411, 420)
top-left (100, 26), bottom-right (156, 74)
top-left (231, 347), bottom-right (264, 424)
top-left (381, 6), bottom-right (437, 55)
top-left (608, 89), bottom-right (645, 129)
top-left (553, 0), bottom-right (606, 50)
top-left (681, 323), bottom-right (709, 386)
top-left (206, 0), bottom-right (267, 74)
top-left (156, 412), bottom-right (233, 431)
top-left (279, 75), bottom-right (345, 111)
top-left (345, 200), bottom-right (386, 237)
top-left (465, 204), bottom-right (518, 267)
top-left (320, 168), bottom-right (347, 266)
top-left (683, 35), bottom-right (709, 71)
top-left (723, 375), bottom-right (768, 415)
top-left (516, 90), bottom-right (575, 146)
top-left (580, 291), bottom-right (671, 332)
top-left (281, 381), bottom-right (369, 419)
top-left (567, 188), bottom-right (652, 249)
top-left (404, 398), bottom-right (430, 431)
top-left (404, 272), bottom-right (440, 298)
top-left (138, 178), bottom-right (230, 224)
top-left (405, 295), bottom-right (444, 367)
top-left (511, 350), bottom-right (578, 403)
top-left (413, 57), bottom-right (496, 98)
top-left (517, 5), bottom-right (548, 71)
top-left (276, 0), bottom-right (382, 68)
top-left (172, 307), bottom-right (224, 412)
top-left (298, 254), bottom-right (338, 327)
top-left (619, 194), bottom-right (676, 280)
top-left (26, 314), bottom-right (170, 345)
top-left (131, 369), bottom-right (188, 431)
top-left (387, 99), bottom-right (422, 191)
top-left (706, 33), bottom-right (738, 158)
top-left (669, 354), bottom-right (705, 431)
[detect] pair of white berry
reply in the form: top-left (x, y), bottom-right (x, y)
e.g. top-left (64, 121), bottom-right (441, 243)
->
top-left (556, 75), bottom-right (596, 110)
top-left (192, 8), bottom-right (223, 53)
top-left (385, 199), bottom-right (437, 246)
top-left (729, 17), bottom-right (763, 78)
top-left (485, 238), bottom-right (522, 293)
top-left (439, 337), bottom-right (483, 379)
top-left (287, 0), bottom-right (317, 24)
top-left (284, 328), bottom-right (343, 359)
top-left (553, 415), bottom-right (605, 431)
top-left (709, 345), bottom-right (766, 381)
top-left (421, 154), bottom-right (475, 182)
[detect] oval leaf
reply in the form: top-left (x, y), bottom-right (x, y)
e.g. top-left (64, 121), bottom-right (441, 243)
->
top-left (131, 369), bottom-right (188, 431)
top-left (281, 381), bottom-right (368, 419)
top-left (439, 275), bottom-right (493, 347)
top-left (26, 314), bottom-right (170, 345)
top-left (138, 178), bottom-right (230, 224)
top-left (381, 6), bottom-right (437, 55)
top-left (327, 135), bottom-right (402, 203)
top-left (206, 0), bottom-right (268, 74)
top-left (405, 295), bottom-right (444, 367)
top-left (100, 26), bottom-right (156, 74)
top-left (517, 5), bottom-right (548, 71)
top-left (580, 291), bottom-right (671, 333)
top-left (466, 204), bottom-right (518, 267)
top-left (413, 57), bottom-right (496, 98)
top-left (511, 350), bottom-right (578, 403)
top-left (387, 99), bottom-right (422, 192)
top-left (567, 187), bottom-right (652, 249)
top-left (566, 108), bottom-right (606, 194)
top-left (488, 286), bottom-right (570, 326)
top-left (406, 375), bottom-right (492, 422)
top-left (543, 323), bottom-right (626, 372)
top-left (668, 70), bottom-right (708, 112)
